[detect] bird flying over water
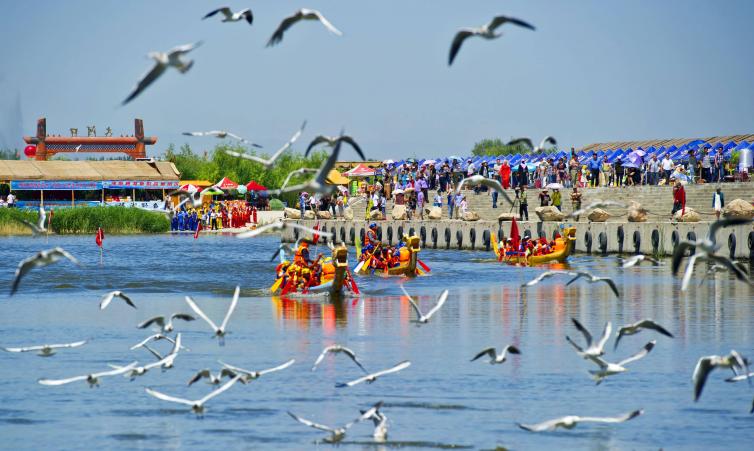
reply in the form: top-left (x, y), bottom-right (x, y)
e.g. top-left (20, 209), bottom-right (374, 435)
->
top-left (14, 206), bottom-right (46, 236)
top-left (39, 361), bottom-right (138, 387)
top-left (145, 374), bottom-right (242, 415)
top-left (288, 410), bottom-right (357, 444)
top-left (449, 15), bottom-right (535, 66)
top-left (187, 368), bottom-right (238, 386)
top-left (122, 42), bottom-right (202, 105)
top-left (2, 340), bottom-right (86, 357)
top-left (336, 361), bottom-right (411, 388)
top-left (311, 345), bottom-right (367, 373)
top-left (521, 270), bottom-right (574, 287)
top-left (220, 358), bottom-right (295, 383)
top-left (618, 254), bottom-right (662, 268)
top-left (518, 409), bottom-right (643, 432)
top-left (566, 318), bottom-right (611, 359)
top-left (693, 350), bottom-right (750, 402)
top-left (130, 333), bottom-right (186, 352)
top-left (223, 121), bottom-right (306, 168)
top-left (11, 247), bottom-right (79, 296)
top-left (400, 285), bottom-right (449, 324)
top-left (182, 130), bottom-right (262, 148)
top-left (137, 313), bottom-right (195, 333)
top-left (184, 286), bottom-right (239, 345)
top-left (585, 340), bottom-right (656, 385)
top-left (614, 319), bottom-right (673, 350)
top-left (267, 9), bottom-right (342, 47)
top-left (566, 271), bottom-right (620, 298)
top-left (100, 291), bottom-right (136, 310)
top-left (305, 135), bottom-right (365, 159)
top-left (456, 175), bottom-right (513, 205)
top-left (235, 220), bottom-right (331, 240)
top-left (203, 7), bottom-right (253, 24)
top-left (471, 344), bottom-right (521, 365)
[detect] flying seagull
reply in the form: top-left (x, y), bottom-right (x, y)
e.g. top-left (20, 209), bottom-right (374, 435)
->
top-left (235, 219), bottom-right (332, 240)
top-left (2, 340), bottom-right (86, 357)
top-left (270, 242), bottom-right (295, 262)
top-left (122, 41), bottom-right (202, 105)
top-left (400, 285), bottom-right (449, 324)
top-left (182, 130), bottom-right (262, 148)
top-left (449, 15), bottom-right (535, 66)
top-left (507, 136), bottom-right (556, 153)
top-left (311, 345), bottom-right (367, 373)
top-left (471, 345), bottom-right (521, 365)
top-left (455, 175), bottom-right (513, 205)
top-left (518, 409), bottom-right (643, 432)
top-left (566, 200), bottom-right (627, 219)
top-left (566, 271), bottom-right (620, 298)
top-left (279, 168), bottom-right (318, 192)
top-left (614, 319), bottom-right (673, 350)
top-left (288, 411), bottom-right (357, 444)
top-left (336, 360), bottom-right (411, 388)
top-left (14, 206), bottom-right (46, 236)
top-left (566, 318), bottom-right (612, 359)
top-left (203, 7), bottom-right (253, 24)
top-left (585, 340), bottom-right (656, 385)
top-left (223, 121), bottom-right (307, 168)
top-left (11, 247), bottom-right (79, 296)
top-left (219, 358), bottom-right (295, 383)
top-left (39, 361), bottom-right (138, 387)
top-left (267, 9), bottom-right (342, 47)
top-left (618, 254), bottom-right (662, 268)
top-left (693, 350), bottom-right (750, 402)
top-left (360, 403), bottom-right (388, 442)
top-left (305, 135), bottom-right (365, 159)
top-left (137, 313), bottom-right (195, 333)
top-left (137, 333), bottom-right (182, 371)
top-left (145, 374), bottom-right (242, 415)
top-left (184, 286), bottom-right (240, 345)
top-left (521, 270), bottom-right (574, 288)
top-left (187, 368), bottom-right (238, 386)
top-left (130, 333), bottom-right (187, 352)
top-left (100, 291), bottom-right (136, 310)
top-left (109, 353), bottom-right (178, 381)
top-left (725, 372), bottom-right (754, 383)
top-left (672, 217), bottom-right (753, 291)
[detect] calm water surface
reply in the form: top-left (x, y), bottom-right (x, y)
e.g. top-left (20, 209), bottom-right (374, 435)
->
top-left (0, 234), bottom-right (753, 450)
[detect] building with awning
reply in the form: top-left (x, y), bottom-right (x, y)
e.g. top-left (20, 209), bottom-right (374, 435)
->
top-left (0, 160), bottom-right (180, 209)
top-left (343, 164), bottom-right (375, 177)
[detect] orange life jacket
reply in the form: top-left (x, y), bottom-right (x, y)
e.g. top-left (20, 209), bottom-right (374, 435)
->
top-left (294, 243), bottom-right (310, 265)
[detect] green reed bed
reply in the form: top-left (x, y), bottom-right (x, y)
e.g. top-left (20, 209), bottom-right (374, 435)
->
top-left (0, 208), bottom-right (39, 235)
top-left (0, 206), bottom-right (170, 235)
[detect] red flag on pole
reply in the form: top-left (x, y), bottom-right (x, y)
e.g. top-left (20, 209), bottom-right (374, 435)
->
top-left (312, 221), bottom-right (321, 244)
top-left (95, 227), bottom-right (104, 247)
top-left (194, 221), bottom-right (202, 239)
top-left (509, 217), bottom-right (520, 252)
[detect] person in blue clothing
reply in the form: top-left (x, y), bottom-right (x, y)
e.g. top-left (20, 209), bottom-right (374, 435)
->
top-left (447, 190), bottom-right (454, 219)
top-left (588, 153), bottom-right (601, 187)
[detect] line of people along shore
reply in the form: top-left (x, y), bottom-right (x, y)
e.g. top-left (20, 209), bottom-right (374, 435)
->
top-left (170, 200), bottom-right (254, 232)
top-left (296, 147), bottom-right (747, 222)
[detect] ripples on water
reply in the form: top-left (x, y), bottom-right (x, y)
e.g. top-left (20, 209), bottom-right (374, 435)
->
top-left (0, 234), bottom-right (752, 450)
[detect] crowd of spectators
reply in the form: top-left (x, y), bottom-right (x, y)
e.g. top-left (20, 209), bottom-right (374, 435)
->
top-left (170, 199), bottom-right (255, 231)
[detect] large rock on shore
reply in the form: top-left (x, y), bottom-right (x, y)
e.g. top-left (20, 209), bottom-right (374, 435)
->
top-left (284, 207), bottom-right (301, 219)
top-left (674, 207), bottom-right (701, 222)
top-left (462, 211), bottom-right (480, 221)
top-left (303, 210), bottom-right (316, 220)
top-left (316, 210), bottom-right (332, 220)
top-left (535, 206), bottom-right (565, 222)
top-left (391, 204), bottom-right (408, 220)
top-left (369, 209), bottom-right (385, 220)
top-left (497, 212), bottom-right (517, 222)
top-left (426, 206), bottom-right (442, 220)
top-left (627, 201), bottom-right (648, 222)
top-left (723, 198), bottom-right (754, 219)
top-left (587, 208), bottom-right (610, 222)
top-left (343, 207), bottom-right (354, 220)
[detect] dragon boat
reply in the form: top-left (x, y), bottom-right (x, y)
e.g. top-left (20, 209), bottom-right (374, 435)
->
top-left (353, 235), bottom-right (429, 277)
top-left (270, 243), bottom-right (359, 298)
top-left (492, 227), bottom-right (576, 265)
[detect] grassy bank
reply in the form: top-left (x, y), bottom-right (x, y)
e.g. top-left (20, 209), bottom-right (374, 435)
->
top-left (0, 206), bottom-right (170, 235)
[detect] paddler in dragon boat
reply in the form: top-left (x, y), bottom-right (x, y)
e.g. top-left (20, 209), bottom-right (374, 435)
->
top-left (273, 238), bottom-right (357, 296)
top-left (360, 223), bottom-right (402, 272)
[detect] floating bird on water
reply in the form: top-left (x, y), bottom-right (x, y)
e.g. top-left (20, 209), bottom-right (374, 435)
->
top-left (672, 217), bottom-right (753, 291)
top-left (122, 42), bottom-right (202, 105)
top-left (360, 403), bottom-right (388, 442)
top-left (312, 345), bottom-right (367, 373)
top-left (693, 350), bottom-right (750, 402)
top-left (400, 285), bottom-right (449, 324)
top-left (618, 254), bottom-right (662, 268)
top-left (137, 313), bottom-right (195, 333)
top-left (223, 121), bottom-right (307, 168)
top-left (145, 374), bottom-right (242, 416)
top-left (471, 344), bottom-right (521, 365)
top-left (585, 341), bottom-right (656, 385)
top-left (305, 134), bottom-right (365, 159)
top-left (203, 7), bottom-right (253, 24)
top-left (11, 247), bottom-right (79, 296)
top-left (567, 200), bottom-right (626, 220)
top-left (614, 319), bottom-right (673, 350)
top-left (235, 219), bottom-right (331, 240)
top-left (336, 360), bottom-right (411, 388)
top-left (219, 358), bottom-right (295, 383)
top-left (518, 409), bottom-right (643, 432)
top-left (100, 291), bottom-right (136, 310)
top-left (267, 9), bottom-right (342, 47)
top-left (448, 15), bottom-right (535, 66)
top-left (455, 175), bottom-right (513, 205)
top-left (507, 136), bottom-right (555, 153)
top-left (187, 368), bottom-right (238, 386)
top-left (14, 206), bottom-right (46, 236)
top-left (2, 340), bottom-right (86, 357)
top-left (182, 130), bottom-right (262, 148)
top-left (184, 286), bottom-right (239, 345)
top-left (566, 271), bottom-right (620, 298)
top-left (566, 318), bottom-right (611, 359)
top-left (39, 361), bottom-right (138, 387)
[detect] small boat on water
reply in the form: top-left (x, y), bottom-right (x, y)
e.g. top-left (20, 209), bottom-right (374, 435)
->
top-left (270, 243), bottom-right (358, 298)
top-left (492, 227), bottom-right (576, 265)
top-left (354, 235), bottom-right (428, 277)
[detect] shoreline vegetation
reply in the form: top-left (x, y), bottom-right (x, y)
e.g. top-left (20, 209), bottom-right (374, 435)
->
top-left (0, 207), bottom-right (170, 235)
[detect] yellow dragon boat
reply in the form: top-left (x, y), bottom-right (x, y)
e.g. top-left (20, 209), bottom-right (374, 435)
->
top-left (270, 243), bottom-right (358, 297)
top-left (492, 227), bottom-right (576, 265)
top-left (354, 235), bottom-right (426, 277)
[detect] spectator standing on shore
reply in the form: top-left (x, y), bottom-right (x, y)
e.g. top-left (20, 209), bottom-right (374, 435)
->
top-left (614, 156), bottom-right (624, 186)
top-left (556, 157), bottom-right (567, 185)
top-left (671, 180), bottom-right (686, 218)
top-left (6, 191), bottom-right (15, 208)
top-left (570, 187), bottom-right (582, 220)
top-left (601, 155), bottom-right (611, 186)
top-left (299, 192), bottom-right (307, 217)
top-left (538, 189), bottom-right (551, 207)
top-left (433, 191), bottom-right (442, 208)
top-left (701, 149), bottom-right (711, 182)
top-left (454, 191), bottom-right (464, 219)
top-left (416, 189), bottom-right (425, 219)
top-left (460, 196), bottom-right (468, 217)
top-left (712, 186), bottom-right (724, 219)
top-left (519, 186), bottom-right (529, 221)
top-left (551, 188), bottom-right (562, 211)
top-left (647, 154), bottom-right (660, 185)
top-left (687, 150), bottom-right (698, 183)
top-left (466, 159), bottom-right (476, 179)
top-left (661, 154), bottom-right (674, 185)
top-left (517, 160), bottom-right (528, 187)
top-left (588, 153), bottom-right (601, 187)
top-left (568, 152), bottom-right (579, 187)
top-left (447, 190), bottom-right (454, 219)
top-left (713, 148), bottom-right (724, 182)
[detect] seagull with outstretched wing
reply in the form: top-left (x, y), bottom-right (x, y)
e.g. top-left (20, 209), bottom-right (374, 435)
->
top-left (311, 345), bottom-right (367, 373)
top-left (471, 345), bottom-right (521, 365)
top-left (137, 313), bottom-right (195, 333)
top-left (566, 271), bottom-right (620, 298)
top-left (203, 7), bottom-right (253, 24)
top-left (335, 361), bottom-right (411, 388)
top-left (223, 121), bottom-right (306, 168)
top-left (14, 206), bottom-right (46, 236)
top-left (184, 286), bottom-right (239, 345)
top-left (614, 319), bottom-right (673, 350)
top-left (145, 374), bottom-right (242, 415)
top-left (220, 359), bottom-right (295, 383)
top-left (693, 350), bottom-right (750, 402)
top-left (566, 318), bottom-right (612, 359)
top-left (586, 341), bottom-right (656, 385)
top-left (100, 291), bottom-right (136, 310)
top-left (122, 42), bottom-right (202, 105)
top-left (518, 409), bottom-right (643, 432)
top-left (449, 15), bottom-right (535, 65)
top-left (39, 361), bottom-right (138, 387)
top-left (305, 135), bottom-right (365, 160)
top-left (455, 175), bottom-right (513, 206)
top-left (11, 247), bottom-right (79, 296)
top-left (267, 9), bottom-right (342, 47)
top-left (183, 130), bottom-right (262, 148)
top-left (2, 340), bottom-right (86, 357)
top-left (235, 220), bottom-right (331, 240)
top-left (400, 285), bottom-right (449, 324)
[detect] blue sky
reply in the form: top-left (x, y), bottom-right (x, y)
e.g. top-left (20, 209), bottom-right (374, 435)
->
top-left (1, 0), bottom-right (752, 159)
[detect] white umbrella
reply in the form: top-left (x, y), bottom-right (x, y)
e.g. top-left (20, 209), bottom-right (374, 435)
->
top-left (421, 159), bottom-right (436, 166)
top-left (383, 159), bottom-right (394, 165)
top-left (545, 183), bottom-right (564, 190)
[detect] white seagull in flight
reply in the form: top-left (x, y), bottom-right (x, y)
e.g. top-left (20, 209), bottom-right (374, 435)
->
top-left (182, 130), bottom-right (262, 148)
top-left (14, 206), bottom-right (46, 236)
top-left (145, 374), bottom-right (243, 416)
top-left (305, 135), bottom-right (365, 159)
top-left (2, 340), bottom-right (87, 357)
top-left (203, 7), bottom-right (253, 25)
top-left (39, 362), bottom-right (138, 387)
top-left (400, 285), bottom-right (449, 324)
top-left (336, 361), bottom-right (411, 388)
top-left (566, 318), bottom-right (612, 359)
top-left (267, 9), bottom-right (342, 47)
top-left (100, 291), bottom-right (136, 310)
top-left (470, 344), bottom-right (521, 365)
top-left (235, 219), bottom-right (331, 240)
top-left (585, 340), bottom-right (656, 385)
top-left (223, 121), bottom-right (306, 168)
top-left (220, 358), bottom-right (295, 383)
top-left (137, 313), bottom-right (195, 333)
top-left (184, 286), bottom-right (240, 345)
top-left (11, 247), bottom-right (79, 296)
top-left (693, 350), bottom-right (750, 402)
top-left (311, 345), bottom-right (367, 373)
top-left (614, 319), bottom-right (673, 350)
top-left (518, 409), bottom-right (643, 432)
top-left (455, 175), bottom-right (513, 205)
top-left (122, 42), bottom-right (202, 105)
top-left (449, 15), bottom-right (535, 66)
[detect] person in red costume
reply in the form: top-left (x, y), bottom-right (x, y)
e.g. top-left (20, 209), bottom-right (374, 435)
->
top-left (671, 179), bottom-right (686, 218)
top-left (499, 159), bottom-right (511, 189)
